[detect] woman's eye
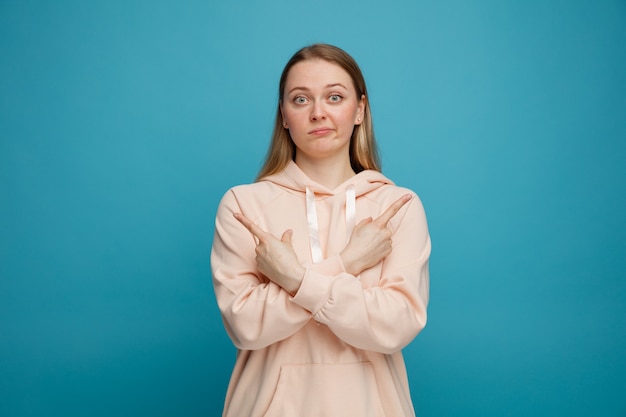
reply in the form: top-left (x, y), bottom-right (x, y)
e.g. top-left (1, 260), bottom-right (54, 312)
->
top-left (329, 94), bottom-right (343, 102)
top-left (294, 96), bottom-right (308, 104)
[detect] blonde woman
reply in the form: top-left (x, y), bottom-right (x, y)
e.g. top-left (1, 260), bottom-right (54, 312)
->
top-left (211, 44), bottom-right (431, 417)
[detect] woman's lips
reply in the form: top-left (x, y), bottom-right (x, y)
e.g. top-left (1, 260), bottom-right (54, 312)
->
top-left (308, 127), bottom-right (333, 135)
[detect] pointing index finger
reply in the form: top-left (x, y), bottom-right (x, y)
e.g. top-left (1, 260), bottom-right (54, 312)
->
top-left (376, 194), bottom-right (412, 225)
top-left (233, 213), bottom-right (269, 241)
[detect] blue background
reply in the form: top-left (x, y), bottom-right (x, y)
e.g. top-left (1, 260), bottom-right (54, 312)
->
top-left (1, 1), bottom-right (625, 416)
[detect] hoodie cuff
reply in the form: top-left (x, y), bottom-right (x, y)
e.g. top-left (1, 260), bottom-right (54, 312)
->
top-left (290, 268), bottom-right (334, 315)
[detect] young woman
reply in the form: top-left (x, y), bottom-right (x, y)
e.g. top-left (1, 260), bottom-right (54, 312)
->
top-left (211, 44), bottom-right (431, 417)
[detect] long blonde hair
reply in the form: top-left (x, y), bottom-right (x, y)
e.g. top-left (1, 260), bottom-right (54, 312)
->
top-left (257, 44), bottom-right (381, 180)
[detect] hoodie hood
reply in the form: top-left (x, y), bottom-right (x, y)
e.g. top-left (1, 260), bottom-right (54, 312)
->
top-left (262, 160), bottom-right (394, 197)
top-left (262, 161), bottom-right (394, 264)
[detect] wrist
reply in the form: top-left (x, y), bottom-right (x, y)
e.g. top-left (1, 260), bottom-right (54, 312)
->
top-left (339, 251), bottom-right (360, 276)
top-left (284, 264), bottom-right (305, 295)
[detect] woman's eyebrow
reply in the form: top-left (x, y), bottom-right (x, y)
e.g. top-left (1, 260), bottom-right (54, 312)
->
top-left (287, 86), bottom-right (309, 94)
top-left (326, 83), bottom-right (348, 90)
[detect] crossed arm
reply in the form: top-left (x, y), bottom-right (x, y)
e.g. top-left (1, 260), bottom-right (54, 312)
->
top-left (212, 190), bottom-right (429, 353)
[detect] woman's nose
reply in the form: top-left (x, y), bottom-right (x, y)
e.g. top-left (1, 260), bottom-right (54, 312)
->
top-left (310, 102), bottom-right (326, 121)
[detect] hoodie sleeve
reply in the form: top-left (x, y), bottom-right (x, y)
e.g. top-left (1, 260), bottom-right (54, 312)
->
top-left (290, 193), bottom-right (430, 354)
top-left (211, 189), bottom-right (312, 350)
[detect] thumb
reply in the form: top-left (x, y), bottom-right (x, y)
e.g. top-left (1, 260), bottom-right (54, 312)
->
top-left (281, 229), bottom-right (293, 243)
top-left (357, 217), bottom-right (373, 226)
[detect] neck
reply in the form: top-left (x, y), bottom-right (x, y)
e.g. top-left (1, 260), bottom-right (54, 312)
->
top-left (295, 153), bottom-right (355, 189)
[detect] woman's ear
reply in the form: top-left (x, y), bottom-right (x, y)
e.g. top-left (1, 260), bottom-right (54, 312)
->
top-left (355, 94), bottom-right (366, 125)
top-left (280, 104), bottom-right (288, 128)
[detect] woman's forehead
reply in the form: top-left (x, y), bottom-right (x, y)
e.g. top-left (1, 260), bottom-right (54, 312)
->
top-left (285, 59), bottom-right (353, 90)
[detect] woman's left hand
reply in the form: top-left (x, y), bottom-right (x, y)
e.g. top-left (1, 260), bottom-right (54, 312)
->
top-left (234, 213), bottom-right (305, 295)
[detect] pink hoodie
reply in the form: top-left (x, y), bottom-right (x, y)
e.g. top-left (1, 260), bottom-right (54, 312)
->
top-left (211, 161), bottom-right (430, 417)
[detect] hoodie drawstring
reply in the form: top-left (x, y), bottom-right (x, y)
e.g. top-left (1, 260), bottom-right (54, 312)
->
top-left (345, 185), bottom-right (356, 242)
top-left (305, 187), bottom-right (323, 264)
top-left (306, 185), bottom-right (355, 264)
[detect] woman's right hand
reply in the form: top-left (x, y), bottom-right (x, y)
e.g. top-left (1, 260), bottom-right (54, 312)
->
top-left (339, 194), bottom-right (412, 276)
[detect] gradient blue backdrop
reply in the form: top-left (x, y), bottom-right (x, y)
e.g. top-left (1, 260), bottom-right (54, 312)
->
top-left (1, 1), bottom-right (625, 416)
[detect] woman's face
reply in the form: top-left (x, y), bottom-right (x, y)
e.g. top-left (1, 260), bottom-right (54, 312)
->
top-left (281, 59), bottom-right (365, 165)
